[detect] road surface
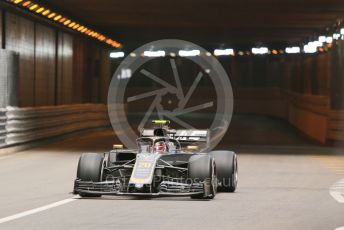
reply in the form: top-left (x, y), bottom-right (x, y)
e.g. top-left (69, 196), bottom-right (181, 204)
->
top-left (0, 129), bottom-right (343, 230)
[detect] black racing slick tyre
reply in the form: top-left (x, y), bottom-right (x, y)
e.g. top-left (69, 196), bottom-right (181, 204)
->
top-left (210, 151), bottom-right (238, 192)
top-left (188, 155), bottom-right (217, 199)
top-left (77, 153), bottom-right (104, 197)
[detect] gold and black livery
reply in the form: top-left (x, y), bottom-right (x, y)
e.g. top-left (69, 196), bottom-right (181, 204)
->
top-left (73, 120), bottom-right (238, 199)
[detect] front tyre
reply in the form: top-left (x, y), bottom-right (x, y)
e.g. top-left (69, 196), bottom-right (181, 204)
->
top-left (188, 155), bottom-right (217, 199)
top-left (76, 153), bottom-right (104, 197)
top-left (210, 151), bottom-right (238, 192)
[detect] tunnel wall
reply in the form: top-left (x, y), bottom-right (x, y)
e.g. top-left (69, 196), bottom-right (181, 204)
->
top-left (284, 53), bottom-right (330, 143)
top-left (327, 40), bottom-right (344, 142)
top-left (0, 6), bottom-right (112, 107)
top-left (229, 57), bottom-right (287, 118)
top-left (229, 46), bottom-right (343, 144)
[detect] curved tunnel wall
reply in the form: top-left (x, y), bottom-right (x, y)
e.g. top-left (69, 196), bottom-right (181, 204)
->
top-left (1, 3), bottom-right (344, 145)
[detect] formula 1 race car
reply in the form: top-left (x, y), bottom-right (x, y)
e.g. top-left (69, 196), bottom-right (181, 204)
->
top-left (73, 120), bottom-right (238, 199)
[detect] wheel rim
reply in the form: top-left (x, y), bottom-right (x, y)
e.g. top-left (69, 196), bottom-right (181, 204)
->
top-left (233, 156), bottom-right (238, 187)
top-left (100, 158), bottom-right (105, 182)
top-left (211, 159), bottom-right (217, 196)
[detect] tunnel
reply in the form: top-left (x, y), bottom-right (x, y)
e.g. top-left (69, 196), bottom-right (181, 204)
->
top-left (0, 0), bottom-right (344, 229)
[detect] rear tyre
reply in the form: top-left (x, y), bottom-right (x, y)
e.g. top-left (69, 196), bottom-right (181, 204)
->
top-left (188, 155), bottom-right (217, 199)
top-left (77, 153), bottom-right (104, 197)
top-left (210, 151), bottom-right (238, 192)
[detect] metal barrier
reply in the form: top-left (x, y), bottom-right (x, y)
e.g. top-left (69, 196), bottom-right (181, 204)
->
top-left (0, 104), bottom-right (111, 148)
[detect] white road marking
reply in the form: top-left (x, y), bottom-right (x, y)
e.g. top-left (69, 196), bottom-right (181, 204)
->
top-left (330, 191), bottom-right (344, 203)
top-left (0, 196), bottom-right (78, 224)
top-left (330, 179), bottom-right (344, 230)
top-left (335, 227), bottom-right (344, 230)
top-left (330, 178), bottom-right (344, 203)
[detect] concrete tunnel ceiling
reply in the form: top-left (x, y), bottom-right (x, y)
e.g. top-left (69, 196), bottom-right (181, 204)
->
top-left (39, 0), bottom-right (344, 49)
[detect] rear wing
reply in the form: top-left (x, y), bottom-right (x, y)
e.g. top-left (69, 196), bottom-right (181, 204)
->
top-left (174, 130), bottom-right (209, 143)
top-left (140, 129), bottom-right (210, 145)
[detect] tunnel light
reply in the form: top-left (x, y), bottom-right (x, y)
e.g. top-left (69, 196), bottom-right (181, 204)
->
top-left (251, 47), bottom-right (269, 55)
top-left (77, 26), bottom-right (84, 31)
top-left (333, 33), bottom-right (341, 40)
top-left (35, 7), bottom-right (44, 13)
top-left (22, 1), bottom-right (31, 7)
top-left (42, 9), bottom-right (50, 15)
top-left (63, 20), bottom-right (71, 26)
top-left (312, 41), bottom-right (323, 47)
top-left (205, 52), bottom-right (212, 56)
top-left (68, 22), bottom-right (76, 28)
top-left (29, 4), bottom-right (38, 10)
top-left (53, 15), bottom-right (62, 21)
top-left (271, 50), bottom-right (278, 55)
top-left (169, 52), bottom-right (176, 57)
top-left (143, 50), bottom-right (166, 57)
top-left (340, 28), bottom-right (344, 35)
top-left (8, 0), bottom-right (122, 49)
top-left (47, 13), bottom-right (56, 19)
top-left (318, 36), bottom-right (326, 42)
top-left (110, 52), bottom-right (125, 58)
top-left (72, 24), bottom-right (80, 29)
top-left (285, 46), bottom-right (301, 54)
top-left (303, 44), bottom-right (317, 53)
top-left (130, 53), bottom-right (137, 57)
top-left (316, 41), bottom-right (324, 47)
top-left (98, 35), bottom-right (106, 41)
top-left (178, 50), bottom-right (200, 57)
top-left (326, 36), bottom-right (333, 43)
top-left (112, 41), bottom-right (121, 48)
top-left (214, 48), bottom-right (234, 56)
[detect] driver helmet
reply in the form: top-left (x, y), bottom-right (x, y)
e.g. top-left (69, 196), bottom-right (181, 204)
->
top-left (154, 141), bottom-right (167, 153)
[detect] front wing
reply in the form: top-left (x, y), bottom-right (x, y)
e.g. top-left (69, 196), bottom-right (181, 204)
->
top-left (73, 179), bottom-right (211, 197)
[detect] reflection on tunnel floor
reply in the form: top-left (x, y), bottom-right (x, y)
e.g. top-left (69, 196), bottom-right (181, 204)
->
top-left (222, 114), bottom-right (317, 146)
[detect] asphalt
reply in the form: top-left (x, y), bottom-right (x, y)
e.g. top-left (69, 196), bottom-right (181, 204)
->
top-left (0, 128), bottom-right (343, 230)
